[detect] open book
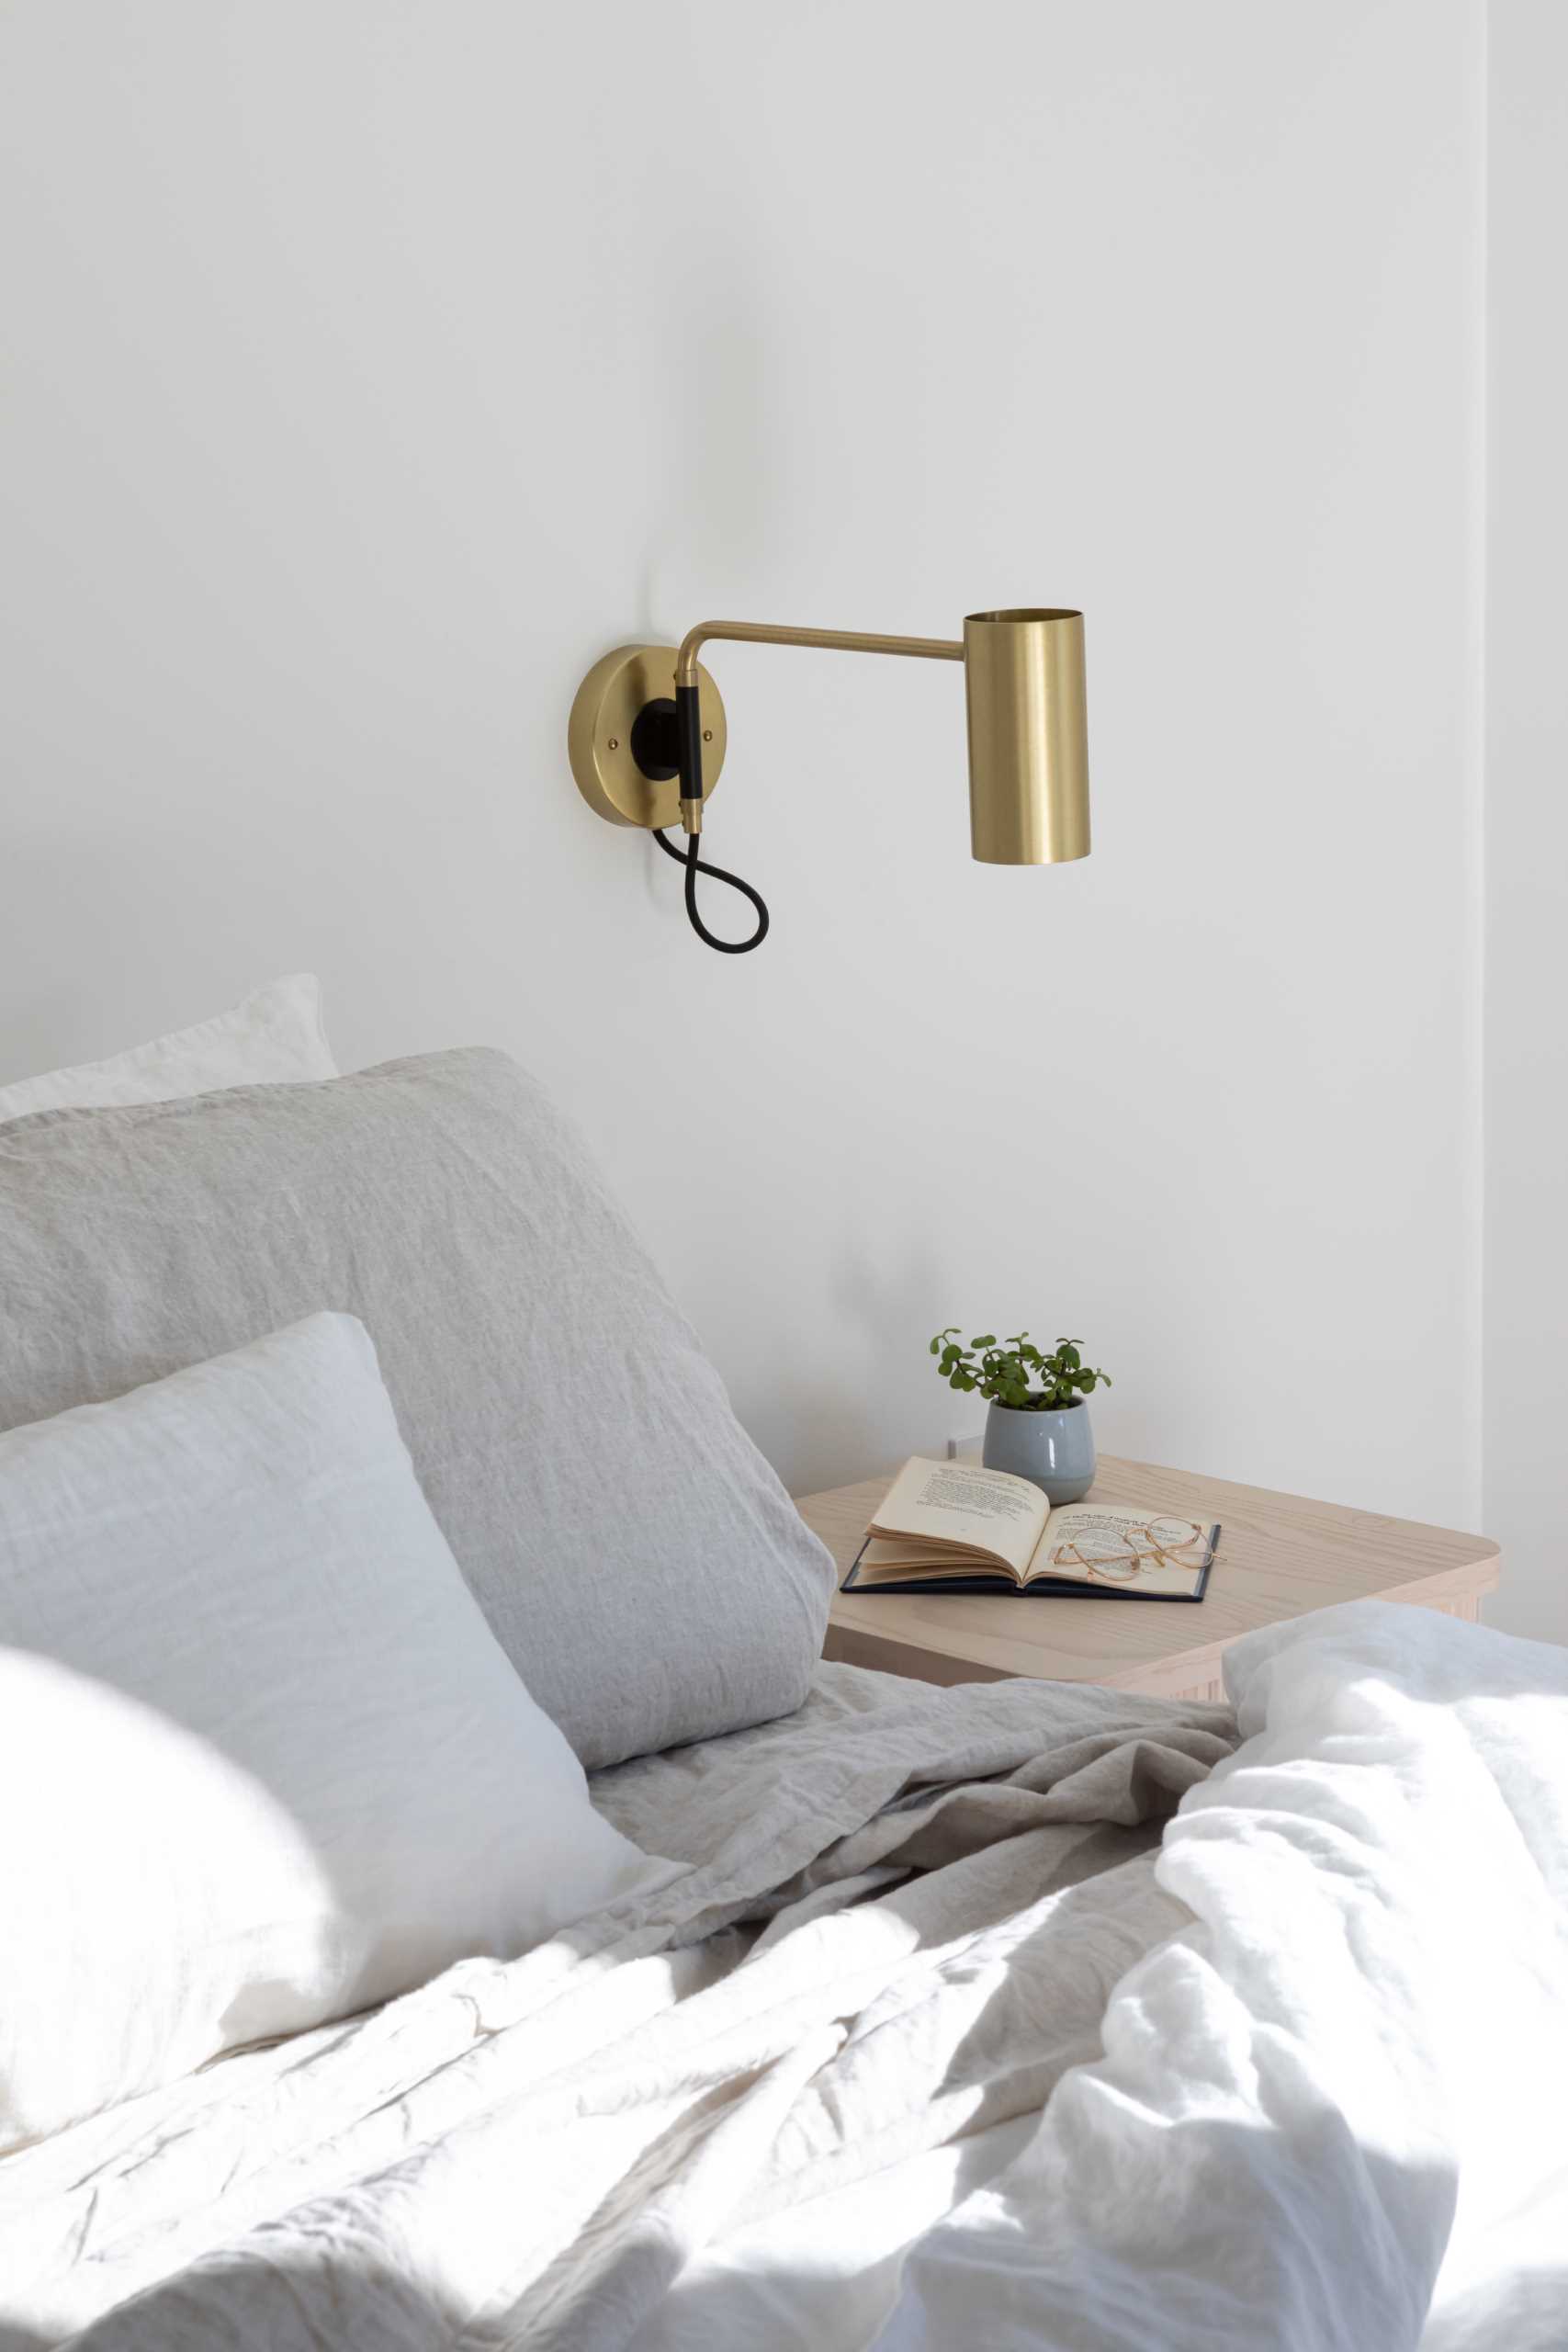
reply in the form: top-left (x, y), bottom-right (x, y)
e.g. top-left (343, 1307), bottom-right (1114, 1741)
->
top-left (840, 1456), bottom-right (1220, 1602)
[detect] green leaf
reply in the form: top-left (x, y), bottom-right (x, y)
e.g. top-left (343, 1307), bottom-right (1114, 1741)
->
top-left (931, 1324), bottom-right (1107, 1404)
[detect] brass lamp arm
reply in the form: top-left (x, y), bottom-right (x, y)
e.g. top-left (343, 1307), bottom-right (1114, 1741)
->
top-left (673, 622), bottom-right (966, 838)
top-left (675, 619), bottom-right (964, 687)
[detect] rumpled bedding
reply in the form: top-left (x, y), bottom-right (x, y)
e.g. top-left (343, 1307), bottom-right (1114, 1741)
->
top-left (2, 1601), bottom-right (1565, 2351)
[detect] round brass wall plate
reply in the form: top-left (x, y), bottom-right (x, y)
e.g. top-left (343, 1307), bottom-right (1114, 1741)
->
top-left (568, 643), bottom-right (728, 829)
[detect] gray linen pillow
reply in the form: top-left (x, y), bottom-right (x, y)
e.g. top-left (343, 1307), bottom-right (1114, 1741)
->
top-left (0, 1049), bottom-right (834, 1767)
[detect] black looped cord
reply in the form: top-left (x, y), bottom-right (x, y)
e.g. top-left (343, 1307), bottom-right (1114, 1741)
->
top-left (653, 826), bottom-right (771, 954)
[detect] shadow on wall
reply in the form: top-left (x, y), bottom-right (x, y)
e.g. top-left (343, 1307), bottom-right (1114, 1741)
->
top-left (670, 256), bottom-right (781, 594)
top-left (822, 1226), bottom-right (952, 1472)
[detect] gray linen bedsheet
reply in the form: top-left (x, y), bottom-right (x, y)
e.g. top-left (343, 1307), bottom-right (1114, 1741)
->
top-left (0, 1662), bottom-right (1234, 2349)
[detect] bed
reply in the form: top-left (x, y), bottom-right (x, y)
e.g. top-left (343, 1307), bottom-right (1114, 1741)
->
top-left (1, 1008), bottom-right (1565, 2350)
top-left (1, 1603), bottom-right (1564, 2350)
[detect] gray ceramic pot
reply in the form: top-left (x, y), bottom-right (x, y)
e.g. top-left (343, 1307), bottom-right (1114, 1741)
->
top-left (982, 1398), bottom-right (1096, 1504)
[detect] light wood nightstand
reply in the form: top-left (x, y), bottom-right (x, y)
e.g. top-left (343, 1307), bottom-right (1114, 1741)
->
top-left (795, 1455), bottom-right (1502, 1704)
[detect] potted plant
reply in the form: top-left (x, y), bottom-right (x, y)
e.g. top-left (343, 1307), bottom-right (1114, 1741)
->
top-left (930, 1329), bottom-right (1111, 1504)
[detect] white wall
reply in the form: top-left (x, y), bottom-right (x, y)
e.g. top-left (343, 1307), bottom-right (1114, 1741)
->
top-left (0, 5), bottom-right (1489, 1531)
top-left (1483, 2), bottom-right (1568, 1642)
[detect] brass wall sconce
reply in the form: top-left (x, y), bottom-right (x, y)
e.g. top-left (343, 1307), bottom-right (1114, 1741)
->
top-left (568, 610), bottom-right (1089, 952)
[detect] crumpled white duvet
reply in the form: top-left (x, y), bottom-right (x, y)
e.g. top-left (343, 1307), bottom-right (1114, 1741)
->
top-left (891, 1602), bottom-right (1568, 2352)
top-left (2, 1601), bottom-right (1565, 2351)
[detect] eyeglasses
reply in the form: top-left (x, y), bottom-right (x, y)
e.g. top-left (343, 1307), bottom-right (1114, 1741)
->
top-left (1049, 1519), bottom-right (1208, 1583)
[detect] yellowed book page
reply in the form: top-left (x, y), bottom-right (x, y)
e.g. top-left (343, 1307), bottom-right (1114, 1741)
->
top-left (869, 1457), bottom-right (1044, 1577)
top-left (855, 1536), bottom-right (988, 1585)
top-left (1029, 1506), bottom-right (1214, 1597)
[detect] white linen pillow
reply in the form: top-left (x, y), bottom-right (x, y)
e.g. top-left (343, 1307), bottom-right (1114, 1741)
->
top-left (0, 1311), bottom-right (657, 2151)
top-left (0, 973), bottom-right (336, 1123)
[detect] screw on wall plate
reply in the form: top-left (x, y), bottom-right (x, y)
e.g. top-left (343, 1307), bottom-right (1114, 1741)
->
top-left (606, 737), bottom-right (619, 750)
top-left (703, 729), bottom-right (714, 742)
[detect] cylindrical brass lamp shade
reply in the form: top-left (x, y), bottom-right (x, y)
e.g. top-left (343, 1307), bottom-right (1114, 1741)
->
top-left (963, 609), bottom-right (1089, 865)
